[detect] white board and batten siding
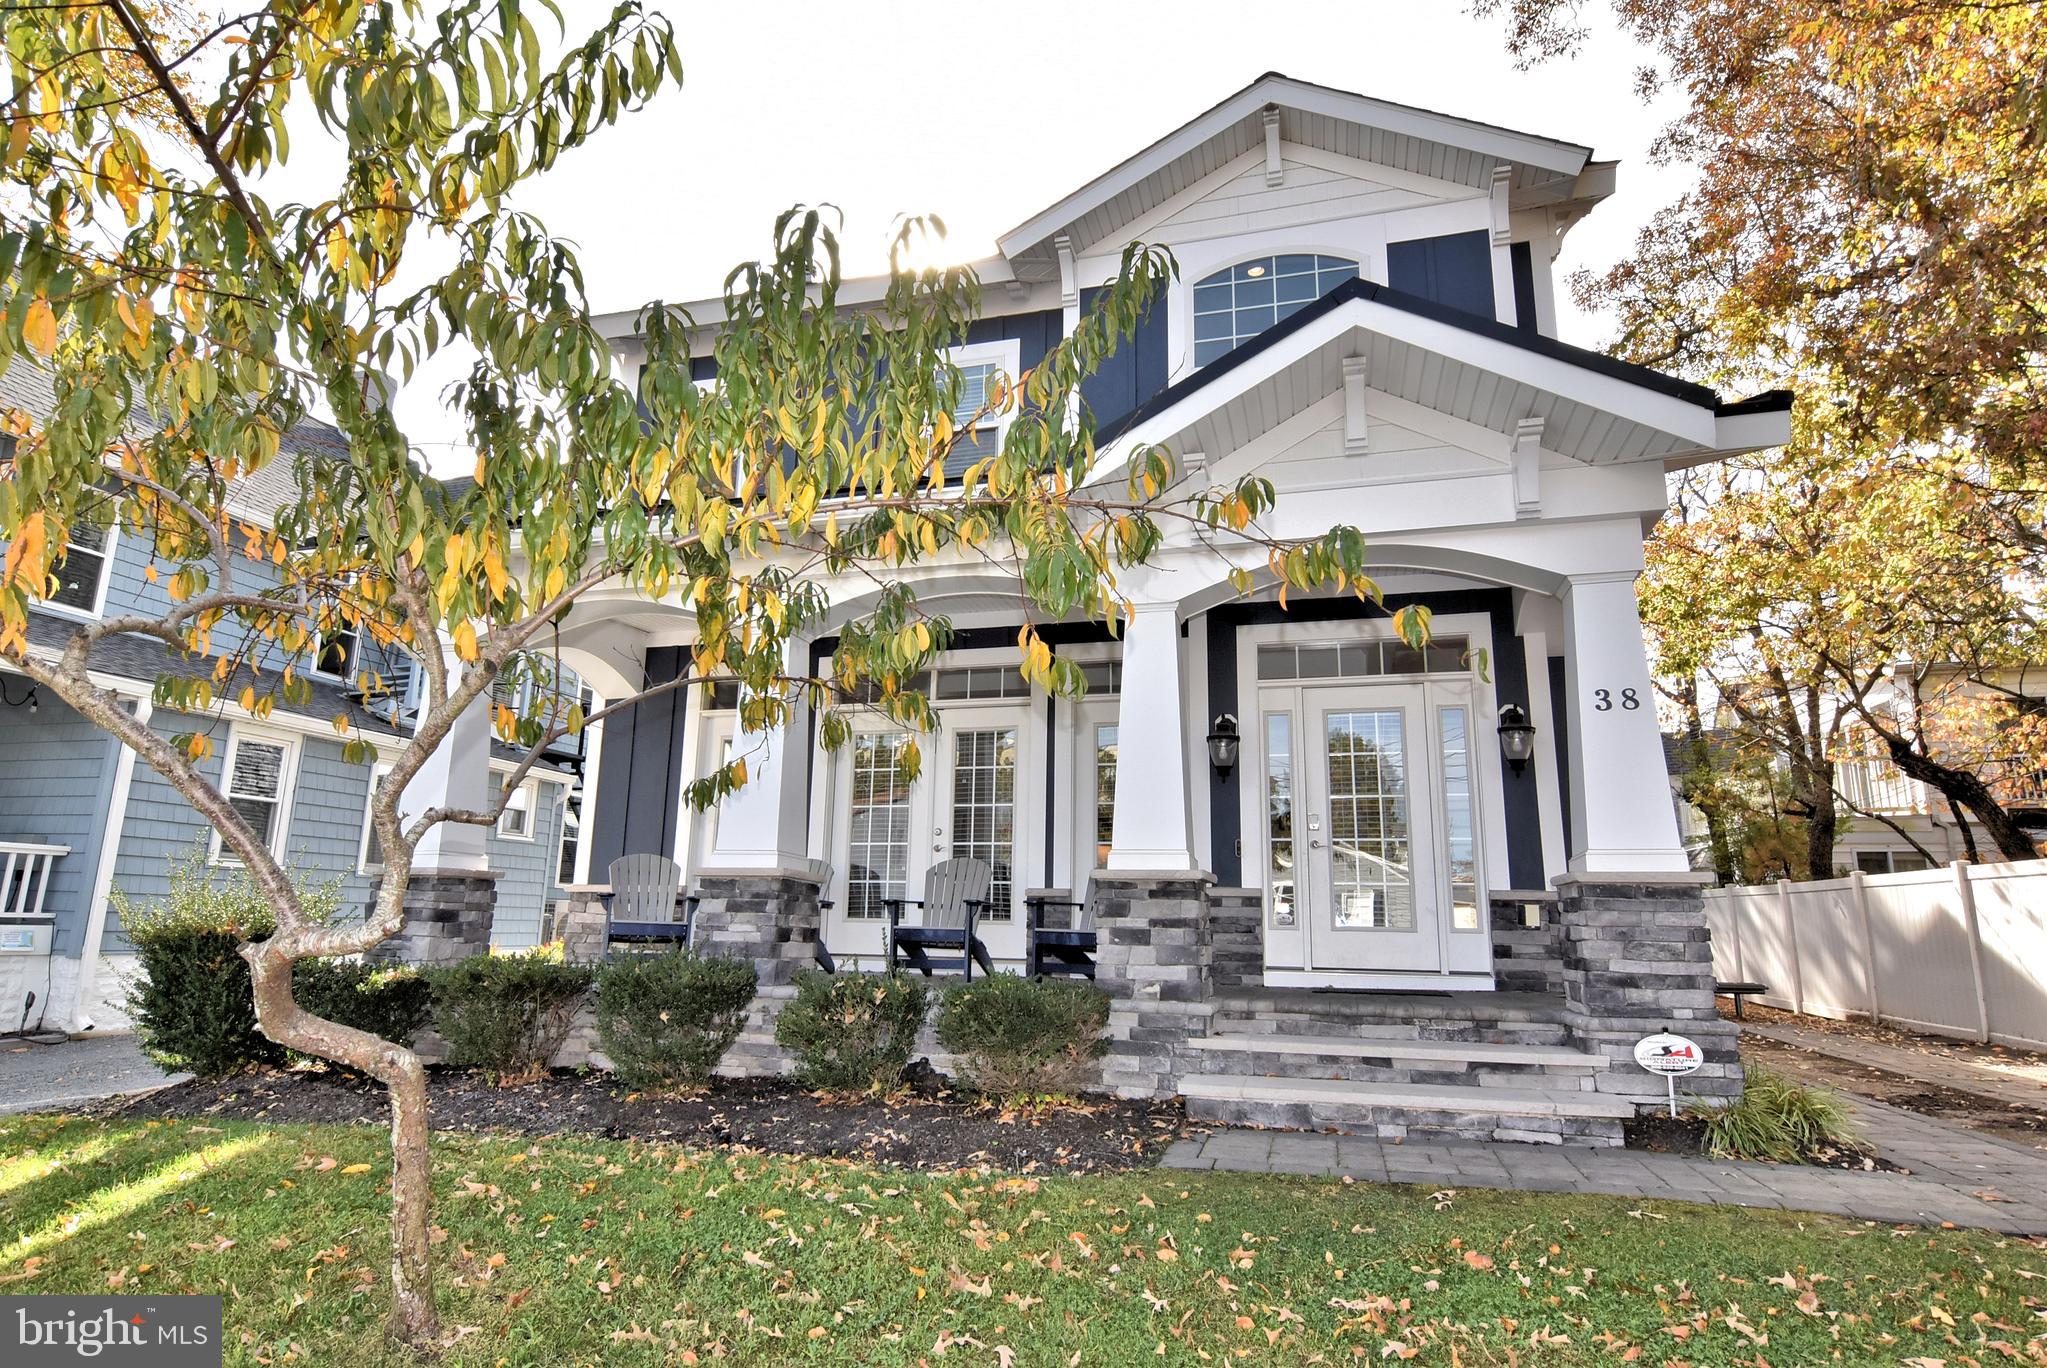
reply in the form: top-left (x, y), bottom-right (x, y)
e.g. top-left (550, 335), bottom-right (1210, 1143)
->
top-left (1705, 861), bottom-right (2047, 1050)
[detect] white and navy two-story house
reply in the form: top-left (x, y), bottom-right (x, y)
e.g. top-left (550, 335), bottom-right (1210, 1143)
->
top-left (526, 74), bottom-right (1789, 1136)
top-left (0, 360), bottom-right (587, 1036)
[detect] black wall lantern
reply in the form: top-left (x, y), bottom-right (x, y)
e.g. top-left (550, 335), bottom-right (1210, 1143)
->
top-left (1206, 713), bottom-right (1240, 776)
top-left (1496, 703), bottom-right (1537, 775)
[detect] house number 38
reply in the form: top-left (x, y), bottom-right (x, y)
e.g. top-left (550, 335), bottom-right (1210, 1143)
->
top-left (1593, 687), bottom-right (1641, 711)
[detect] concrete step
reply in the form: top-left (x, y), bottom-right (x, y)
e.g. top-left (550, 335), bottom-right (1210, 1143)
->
top-left (1184, 1033), bottom-right (1608, 1071)
top-left (1180, 1073), bottom-right (1632, 1145)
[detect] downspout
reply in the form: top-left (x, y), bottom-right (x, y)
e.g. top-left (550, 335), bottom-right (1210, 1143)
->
top-left (70, 694), bottom-right (152, 1033)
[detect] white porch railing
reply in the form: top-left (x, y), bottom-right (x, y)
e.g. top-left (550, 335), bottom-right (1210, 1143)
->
top-left (1704, 860), bottom-right (2047, 1051)
top-left (0, 841), bottom-right (69, 918)
top-left (1834, 756), bottom-right (1922, 815)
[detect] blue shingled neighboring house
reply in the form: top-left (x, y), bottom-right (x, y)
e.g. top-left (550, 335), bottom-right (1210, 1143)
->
top-left (0, 361), bottom-right (585, 1035)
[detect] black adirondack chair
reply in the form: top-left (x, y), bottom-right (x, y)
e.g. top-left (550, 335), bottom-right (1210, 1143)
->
top-left (1024, 882), bottom-right (1097, 980)
top-left (885, 857), bottom-right (996, 979)
top-left (602, 853), bottom-right (690, 955)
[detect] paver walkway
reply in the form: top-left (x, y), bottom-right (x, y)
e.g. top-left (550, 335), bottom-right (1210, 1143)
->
top-left (0, 1034), bottom-right (184, 1115)
top-left (1162, 1096), bottom-right (2047, 1236)
top-left (1742, 1019), bottom-right (2047, 1111)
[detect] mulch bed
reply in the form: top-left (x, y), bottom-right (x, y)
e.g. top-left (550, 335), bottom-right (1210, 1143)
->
top-left (99, 1067), bottom-right (1200, 1174)
top-left (1624, 1111), bottom-right (1901, 1172)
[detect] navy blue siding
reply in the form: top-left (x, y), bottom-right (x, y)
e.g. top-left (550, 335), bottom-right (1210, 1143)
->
top-left (587, 646), bottom-right (690, 878)
top-left (1549, 656), bottom-right (1573, 863)
top-left (1387, 231), bottom-right (1496, 320)
top-left (1078, 284), bottom-right (1170, 435)
top-left (1510, 242), bottom-right (1537, 333)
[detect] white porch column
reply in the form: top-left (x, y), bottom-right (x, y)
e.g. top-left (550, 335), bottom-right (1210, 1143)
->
top-left (1560, 572), bottom-right (1688, 873)
top-left (1107, 602), bottom-right (1197, 871)
top-left (402, 684), bottom-right (494, 872)
top-left (706, 657), bottom-right (813, 872)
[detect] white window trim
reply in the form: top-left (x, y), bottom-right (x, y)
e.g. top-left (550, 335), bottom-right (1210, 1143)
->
top-left (209, 724), bottom-right (302, 866)
top-left (358, 762), bottom-right (394, 874)
top-left (553, 784), bottom-right (581, 886)
top-left (30, 516), bottom-right (119, 624)
top-left (495, 775), bottom-right (540, 841)
top-left (945, 338), bottom-right (1023, 452)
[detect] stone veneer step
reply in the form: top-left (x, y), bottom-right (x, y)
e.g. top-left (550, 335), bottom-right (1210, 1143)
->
top-left (1180, 1074), bottom-right (1635, 1120)
top-left (1183, 1034), bottom-right (1609, 1070)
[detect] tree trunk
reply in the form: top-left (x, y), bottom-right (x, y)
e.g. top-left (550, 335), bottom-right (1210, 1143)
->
top-left (1678, 677), bottom-right (1739, 884)
top-left (1804, 758), bottom-right (1838, 879)
top-left (1885, 739), bottom-right (2039, 862)
top-left (246, 941), bottom-right (440, 1346)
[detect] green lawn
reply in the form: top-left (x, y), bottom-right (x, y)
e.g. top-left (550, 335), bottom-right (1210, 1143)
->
top-left (3, 1114), bottom-right (2041, 1365)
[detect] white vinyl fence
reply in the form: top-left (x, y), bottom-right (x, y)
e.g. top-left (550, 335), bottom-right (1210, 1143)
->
top-left (1703, 860), bottom-right (2047, 1050)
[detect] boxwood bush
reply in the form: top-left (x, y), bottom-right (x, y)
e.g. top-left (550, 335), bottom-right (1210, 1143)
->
top-left (291, 960), bottom-right (433, 1052)
top-left (772, 970), bottom-right (929, 1093)
top-left (426, 946), bottom-right (593, 1084)
top-left (935, 974), bottom-right (1110, 1100)
top-left (593, 950), bottom-right (757, 1090)
top-left (118, 850), bottom-right (340, 1078)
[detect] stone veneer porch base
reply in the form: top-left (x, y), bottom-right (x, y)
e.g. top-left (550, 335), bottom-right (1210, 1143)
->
top-left (541, 865), bottom-right (1741, 1130)
top-left (369, 867), bottom-right (500, 965)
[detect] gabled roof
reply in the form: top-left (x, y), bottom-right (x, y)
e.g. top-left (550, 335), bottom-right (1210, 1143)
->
top-left (1106, 278), bottom-right (1788, 444)
top-left (1000, 72), bottom-right (1599, 267)
top-left (1095, 278), bottom-right (1791, 474)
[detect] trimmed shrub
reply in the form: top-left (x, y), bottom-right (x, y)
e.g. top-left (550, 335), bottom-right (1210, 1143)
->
top-left (118, 849), bottom-right (340, 1078)
top-left (292, 960), bottom-right (433, 1051)
top-left (1688, 1064), bottom-right (1863, 1162)
top-left (935, 974), bottom-right (1110, 1100)
top-left (594, 951), bottom-right (757, 1090)
top-left (427, 946), bottom-right (593, 1084)
top-left (773, 970), bottom-right (929, 1093)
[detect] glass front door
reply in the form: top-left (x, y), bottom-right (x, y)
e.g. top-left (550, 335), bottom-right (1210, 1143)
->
top-left (1268, 679), bottom-right (1488, 977)
top-left (1300, 685), bottom-right (1443, 971)
top-left (827, 705), bottom-right (1033, 966)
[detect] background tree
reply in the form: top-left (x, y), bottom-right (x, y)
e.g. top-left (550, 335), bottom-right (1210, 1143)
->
top-left (1644, 422), bottom-right (2046, 869)
top-left (1477, 0), bottom-right (2047, 488)
top-left (1, 1), bottom-right (1386, 1346)
top-left (1480, 0), bottom-right (2047, 868)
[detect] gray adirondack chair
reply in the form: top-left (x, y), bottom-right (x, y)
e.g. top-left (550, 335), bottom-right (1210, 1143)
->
top-left (1024, 879), bottom-right (1097, 981)
top-left (885, 857), bottom-right (996, 979)
top-left (603, 853), bottom-right (689, 955)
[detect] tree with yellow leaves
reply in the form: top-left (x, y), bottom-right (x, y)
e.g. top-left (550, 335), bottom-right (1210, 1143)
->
top-left (0, 2), bottom-right (1385, 1347)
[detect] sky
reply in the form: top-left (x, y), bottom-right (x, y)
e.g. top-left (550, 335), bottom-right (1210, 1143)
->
top-left (326, 0), bottom-right (1692, 470)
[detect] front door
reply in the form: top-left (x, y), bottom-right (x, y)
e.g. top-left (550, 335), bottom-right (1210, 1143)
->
top-left (827, 705), bottom-right (1032, 967)
top-left (1269, 678), bottom-right (1488, 981)
top-left (1300, 685), bottom-right (1445, 971)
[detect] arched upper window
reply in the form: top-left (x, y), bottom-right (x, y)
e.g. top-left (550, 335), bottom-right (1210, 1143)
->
top-left (1192, 254), bottom-right (1358, 366)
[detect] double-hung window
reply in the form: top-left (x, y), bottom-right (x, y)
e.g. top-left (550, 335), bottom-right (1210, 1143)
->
top-left (212, 730), bottom-right (296, 864)
top-left (939, 340), bottom-right (1021, 479)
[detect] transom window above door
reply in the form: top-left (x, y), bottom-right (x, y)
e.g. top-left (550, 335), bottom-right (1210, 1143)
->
top-left (1257, 636), bottom-right (1470, 682)
top-left (1193, 254), bottom-right (1358, 366)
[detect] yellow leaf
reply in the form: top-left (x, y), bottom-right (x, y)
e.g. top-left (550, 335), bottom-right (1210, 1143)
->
top-left (339, 1164), bottom-right (372, 1175)
top-left (453, 620), bottom-right (478, 661)
top-left (22, 298), bottom-right (56, 357)
top-left (2, 510), bottom-right (45, 588)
